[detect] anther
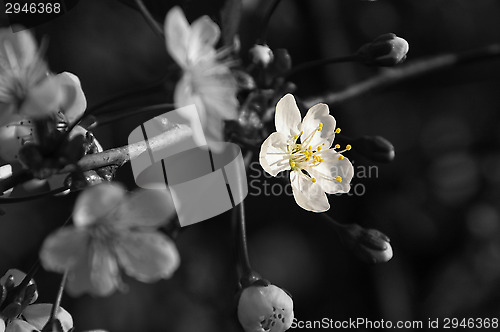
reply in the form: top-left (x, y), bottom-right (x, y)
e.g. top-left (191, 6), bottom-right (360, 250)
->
top-left (338, 155), bottom-right (344, 160)
top-left (334, 144), bottom-right (340, 149)
top-left (290, 161), bottom-right (296, 167)
top-left (336, 176), bottom-right (342, 183)
top-left (346, 144), bottom-right (352, 150)
top-left (335, 128), bottom-right (341, 134)
top-left (312, 178), bottom-right (317, 183)
top-left (317, 146), bottom-right (322, 151)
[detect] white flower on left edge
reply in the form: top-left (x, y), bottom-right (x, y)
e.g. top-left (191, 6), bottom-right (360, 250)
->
top-left (164, 6), bottom-right (238, 145)
top-left (0, 28), bottom-right (81, 127)
top-left (40, 183), bottom-right (180, 297)
top-left (259, 94), bottom-right (354, 212)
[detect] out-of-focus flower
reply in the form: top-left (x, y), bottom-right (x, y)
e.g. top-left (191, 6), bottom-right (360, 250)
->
top-left (342, 224), bottom-right (393, 263)
top-left (259, 94), bottom-right (354, 212)
top-left (0, 269), bottom-right (73, 332)
top-left (238, 284), bottom-right (294, 332)
top-left (0, 28), bottom-right (83, 127)
top-left (250, 44), bottom-right (274, 67)
top-left (0, 72), bottom-right (86, 163)
top-left (356, 33), bottom-right (409, 66)
top-left (40, 182), bottom-right (180, 297)
top-left (164, 6), bottom-right (238, 145)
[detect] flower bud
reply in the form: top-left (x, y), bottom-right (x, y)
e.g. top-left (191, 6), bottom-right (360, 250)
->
top-left (250, 44), bottom-right (274, 67)
top-left (342, 224), bottom-right (393, 263)
top-left (269, 49), bottom-right (292, 76)
top-left (354, 136), bottom-right (395, 163)
top-left (238, 283), bottom-right (294, 332)
top-left (356, 33), bottom-right (409, 66)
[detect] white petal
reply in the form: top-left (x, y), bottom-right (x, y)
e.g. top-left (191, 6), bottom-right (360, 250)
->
top-left (23, 304), bottom-right (73, 332)
top-left (89, 243), bottom-right (122, 296)
top-left (164, 6), bottom-right (190, 67)
top-left (5, 320), bottom-right (36, 332)
top-left (0, 28), bottom-right (37, 69)
top-left (115, 188), bottom-right (176, 228)
top-left (115, 231), bottom-right (180, 282)
top-left (174, 74), bottom-right (206, 123)
top-left (187, 16), bottom-right (220, 64)
top-left (275, 94), bottom-right (301, 138)
top-left (0, 318), bottom-right (4, 332)
top-left (55, 72), bottom-right (87, 124)
top-left (39, 228), bottom-right (89, 273)
top-left (0, 116), bottom-right (35, 162)
top-left (308, 150), bottom-right (354, 194)
top-left (0, 164), bottom-right (13, 196)
top-left (290, 171), bottom-right (329, 212)
top-left (259, 132), bottom-right (290, 177)
top-left (21, 76), bottom-right (63, 118)
top-left (300, 103), bottom-right (336, 149)
top-left (73, 182), bottom-right (126, 228)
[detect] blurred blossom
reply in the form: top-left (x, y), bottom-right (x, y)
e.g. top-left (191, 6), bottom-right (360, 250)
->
top-left (0, 269), bottom-right (72, 332)
top-left (238, 284), bottom-right (294, 332)
top-left (466, 204), bottom-right (499, 239)
top-left (0, 28), bottom-right (81, 128)
top-left (259, 94), bottom-right (353, 212)
top-left (250, 44), bottom-right (274, 67)
top-left (356, 33), bottom-right (409, 66)
top-left (420, 115), bottom-right (472, 156)
top-left (40, 182), bottom-right (180, 297)
top-left (0, 72), bottom-right (87, 163)
top-left (164, 6), bottom-right (238, 146)
top-left (354, 136), bottom-right (395, 163)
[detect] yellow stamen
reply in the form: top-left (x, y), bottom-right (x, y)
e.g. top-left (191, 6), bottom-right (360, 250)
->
top-left (312, 178), bottom-right (317, 183)
top-left (336, 176), bottom-right (342, 183)
top-left (334, 144), bottom-right (340, 149)
top-left (300, 131), bottom-right (303, 135)
top-left (290, 161), bottom-right (296, 167)
top-left (294, 134), bottom-right (298, 140)
top-left (317, 146), bottom-right (322, 151)
top-left (335, 128), bottom-right (341, 134)
top-left (346, 144), bottom-right (352, 151)
top-left (338, 155), bottom-right (344, 160)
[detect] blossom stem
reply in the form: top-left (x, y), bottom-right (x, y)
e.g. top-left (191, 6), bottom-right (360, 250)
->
top-left (285, 55), bottom-right (357, 78)
top-left (96, 103), bottom-right (176, 127)
top-left (134, 0), bottom-right (164, 38)
top-left (304, 44), bottom-right (500, 106)
top-left (0, 186), bottom-right (70, 204)
top-left (259, 0), bottom-right (282, 42)
top-left (0, 125), bottom-right (192, 195)
top-left (42, 269), bottom-right (68, 332)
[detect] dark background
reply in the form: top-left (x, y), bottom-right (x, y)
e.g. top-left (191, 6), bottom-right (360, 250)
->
top-left (1, 0), bottom-right (500, 331)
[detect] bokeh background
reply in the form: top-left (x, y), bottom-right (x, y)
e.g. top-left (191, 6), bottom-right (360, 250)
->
top-left (1, 0), bottom-right (500, 331)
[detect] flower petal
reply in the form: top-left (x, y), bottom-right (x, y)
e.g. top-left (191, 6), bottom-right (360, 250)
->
top-left (290, 171), bottom-right (329, 212)
top-left (0, 116), bottom-right (35, 162)
top-left (0, 318), bottom-right (4, 332)
top-left (73, 182), bottom-right (126, 228)
top-left (0, 164), bottom-right (13, 196)
top-left (259, 132), bottom-right (290, 177)
top-left (88, 243), bottom-right (122, 297)
top-left (23, 304), bottom-right (73, 332)
top-left (275, 94), bottom-right (301, 138)
top-left (20, 76), bottom-right (63, 119)
top-left (300, 103), bottom-right (336, 149)
top-left (55, 72), bottom-right (87, 124)
top-left (116, 231), bottom-right (180, 282)
top-left (5, 319), bottom-right (36, 332)
top-left (308, 150), bottom-right (354, 194)
top-left (188, 16), bottom-right (220, 64)
top-left (0, 28), bottom-right (37, 70)
top-left (164, 6), bottom-right (190, 67)
top-left (39, 227), bottom-right (89, 273)
top-left (115, 188), bottom-right (176, 228)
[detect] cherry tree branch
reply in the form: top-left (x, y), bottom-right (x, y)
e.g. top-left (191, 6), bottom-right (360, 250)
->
top-left (0, 125), bottom-right (192, 195)
top-left (304, 44), bottom-right (500, 107)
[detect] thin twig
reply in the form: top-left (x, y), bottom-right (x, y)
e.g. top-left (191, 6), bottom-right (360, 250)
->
top-left (259, 0), bottom-right (282, 42)
top-left (304, 44), bottom-right (500, 107)
top-left (134, 0), bottom-right (164, 38)
top-left (285, 55), bottom-right (357, 78)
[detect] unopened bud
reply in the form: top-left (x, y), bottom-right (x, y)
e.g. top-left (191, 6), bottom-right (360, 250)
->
top-left (354, 136), bottom-right (395, 163)
top-left (270, 48), bottom-right (292, 75)
top-left (342, 224), bottom-right (393, 263)
top-left (250, 44), bottom-right (274, 67)
top-left (356, 33), bottom-right (409, 66)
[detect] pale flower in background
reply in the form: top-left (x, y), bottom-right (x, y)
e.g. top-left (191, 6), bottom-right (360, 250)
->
top-left (164, 6), bottom-right (238, 145)
top-left (238, 284), bottom-right (294, 332)
top-left (0, 28), bottom-right (82, 127)
top-left (259, 94), bottom-right (354, 212)
top-left (40, 182), bottom-right (180, 297)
